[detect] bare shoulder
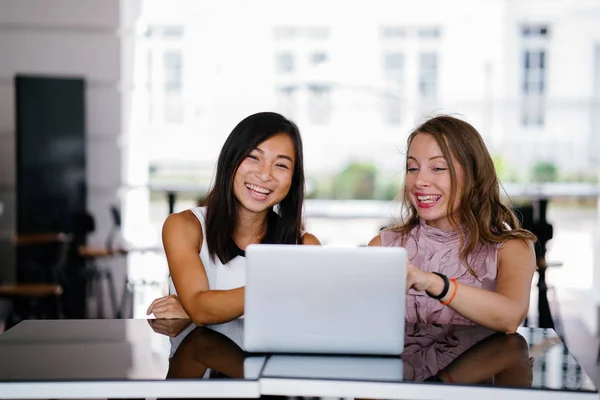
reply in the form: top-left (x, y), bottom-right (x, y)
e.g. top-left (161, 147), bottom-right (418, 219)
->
top-left (498, 238), bottom-right (536, 269)
top-left (301, 232), bottom-right (321, 245)
top-left (498, 237), bottom-right (535, 255)
top-left (163, 209), bottom-right (201, 232)
top-left (162, 210), bottom-right (203, 247)
top-left (368, 234), bottom-right (382, 246)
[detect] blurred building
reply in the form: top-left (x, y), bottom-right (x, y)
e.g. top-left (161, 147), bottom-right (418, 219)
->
top-left (139, 0), bottom-right (600, 182)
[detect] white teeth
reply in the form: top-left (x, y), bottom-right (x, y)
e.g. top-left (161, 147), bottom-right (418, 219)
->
top-left (246, 183), bottom-right (272, 195)
top-left (417, 195), bottom-right (441, 203)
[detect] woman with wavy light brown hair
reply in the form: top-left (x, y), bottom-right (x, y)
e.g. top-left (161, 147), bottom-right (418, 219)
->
top-left (369, 115), bottom-right (537, 333)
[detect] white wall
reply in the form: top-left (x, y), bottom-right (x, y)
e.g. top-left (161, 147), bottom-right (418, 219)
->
top-left (0, 0), bottom-right (137, 317)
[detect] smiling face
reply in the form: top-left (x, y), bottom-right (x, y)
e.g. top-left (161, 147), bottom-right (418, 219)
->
top-left (233, 133), bottom-right (295, 215)
top-left (405, 133), bottom-right (464, 230)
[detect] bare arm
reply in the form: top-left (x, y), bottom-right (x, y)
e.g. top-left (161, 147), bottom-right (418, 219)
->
top-left (439, 332), bottom-right (532, 386)
top-left (301, 232), bottom-right (321, 245)
top-left (162, 211), bottom-right (244, 325)
top-left (368, 235), bottom-right (382, 246)
top-left (368, 234), bottom-right (536, 333)
top-left (183, 327), bottom-right (246, 378)
top-left (167, 326), bottom-right (245, 379)
top-left (429, 239), bottom-right (535, 333)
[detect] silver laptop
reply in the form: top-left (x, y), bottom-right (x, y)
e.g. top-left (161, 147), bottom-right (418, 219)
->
top-left (244, 245), bottom-right (407, 355)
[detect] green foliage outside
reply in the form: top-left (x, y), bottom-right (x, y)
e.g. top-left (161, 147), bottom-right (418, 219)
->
top-left (147, 157), bottom-right (598, 204)
top-left (333, 162), bottom-right (377, 199)
top-left (494, 156), bottom-right (597, 183)
top-left (559, 172), bottom-right (598, 183)
top-left (492, 155), bottom-right (520, 183)
top-left (530, 161), bottom-right (558, 183)
top-left (308, 161), bottom-right (401, 200)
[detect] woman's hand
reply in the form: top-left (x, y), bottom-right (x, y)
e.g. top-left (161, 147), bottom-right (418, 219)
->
top-left (147, 318), bottom-right (192, 337)
top-left (146, 294), bottom-right (189, 319)
top-left (406, 262), bottom-right (433, 293)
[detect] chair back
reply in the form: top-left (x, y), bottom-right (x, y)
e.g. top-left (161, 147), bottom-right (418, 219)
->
top-left (14, 233), bottom-right (72, 285)
top-left (513, 204), bottom-right (553, 260)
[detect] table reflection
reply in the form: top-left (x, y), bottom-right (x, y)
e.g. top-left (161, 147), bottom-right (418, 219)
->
top-left (146, 319), bottom-right (594, 393)
top-left (149, 318), bottom-right (263, 381)
top-left (415, 325), bottom-right (532, 386)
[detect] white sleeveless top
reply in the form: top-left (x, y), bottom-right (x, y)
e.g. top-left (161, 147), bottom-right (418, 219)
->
top-left (168, 207), bottom-right (249, 361)
top-left (169, 206), bottom-right (246, 294)
top-left (167, 206), bottom-right (304, 361)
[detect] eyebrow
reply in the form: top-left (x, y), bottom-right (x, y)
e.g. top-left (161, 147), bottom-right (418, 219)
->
top-left (253, 148), bottom-right (294, 163)
top-left (407, 155), bottom-right (446, 161)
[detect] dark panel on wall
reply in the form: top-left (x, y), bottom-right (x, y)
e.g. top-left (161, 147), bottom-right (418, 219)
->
top-left (15, 75), bottom-right (87, 318)
top-left (16, 76), bottom-right (86, 234)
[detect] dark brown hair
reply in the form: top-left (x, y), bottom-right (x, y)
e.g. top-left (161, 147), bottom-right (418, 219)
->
top-left (389, 115), bottom-right (536, 275)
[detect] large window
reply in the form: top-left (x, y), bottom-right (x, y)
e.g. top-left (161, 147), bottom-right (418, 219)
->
top-left (308, 84), bottom-right (332, 125)
top-left (419, 52), bottom-right (438, 98)
top-left (380, 26), bottom-right (407, 40)
top-left (163, 51), bottom-right (182, 94)
top-left (591, 43), bottom-right (600, 163)
top-left (143, 24), bottom-right (184, 124)
top-left (275, 52), bottom-right (295, 74)
top-left (383, 52), bottom-right (405, 125)
top-left (384, 53), bottom-right (405, 82)
top-left (521, 24), bottom-right (549, 127)
top-left (163, 50), bottom-right (183, 123)
top-left (275, 85), bottom-right (298, 119)
top-left (418, 26), bottom-right (441, 39)
top-left (594, 43), bottom-right (600, 97)
top-left (273, 26), bottom-right (332, 124)
top-left (311, 51), bottom-right (328, 67)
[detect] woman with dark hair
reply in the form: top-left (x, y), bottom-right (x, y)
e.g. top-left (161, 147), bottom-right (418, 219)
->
top-left (369, 115), bottom-right (536, 333)
top-left (147, 112), bottom-right (320, 324)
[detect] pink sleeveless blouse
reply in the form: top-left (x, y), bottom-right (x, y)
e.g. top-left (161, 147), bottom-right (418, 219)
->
top-left (381, 219), bottom-right (501, 325)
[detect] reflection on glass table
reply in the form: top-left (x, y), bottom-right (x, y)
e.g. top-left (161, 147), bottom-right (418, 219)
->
top-left (0, 318), bottom-right (596, 399)
top-left (260, 323), bottom-right (596, 394)
top-left (151, 319), bottom-right (596, 392)
top-left (161, 318), bottom-right (263, 381)
top-left (0, 318), bottom-right (264, 399)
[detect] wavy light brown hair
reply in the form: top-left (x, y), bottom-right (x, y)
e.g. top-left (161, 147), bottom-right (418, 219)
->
top-left (389, 115), bottom-right (536, 275)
